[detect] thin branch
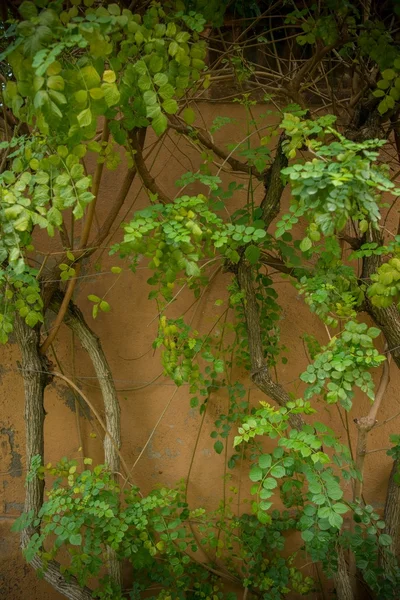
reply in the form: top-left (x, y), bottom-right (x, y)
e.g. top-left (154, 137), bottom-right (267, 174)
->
top-left (353, 348), bottom-right (391, 502)
top-left (51, 370), bottom-right (131, 480)
top-left (80, 121), bottom-right (110, 248)
top-left (168, 118), bottom-right (261, 178)
top-left (129, 129), bottom-right (171, 203)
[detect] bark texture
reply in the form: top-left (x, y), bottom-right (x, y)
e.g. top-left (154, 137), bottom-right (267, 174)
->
top-left (14, 316), bottom-right (94, 600)
top-left (237, 259), bottom-right (303, 431)
top-left (361, 232), bottom-right (400, 564)
top-left (383, 459), bottom-right (400, 562)
top-left (333, 546), bottom-right (354, 600)
top-left (51, 293), bottom-right (122, 587)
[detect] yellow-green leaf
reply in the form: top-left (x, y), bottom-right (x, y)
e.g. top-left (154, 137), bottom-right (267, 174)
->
top-left (77, 108), bottom-right (92, 127)
top-left (46, 61), bottom-right (62, 76)
top-left (183, 107), bottom-right (195, 125)
top-left (89, 87), bottom-right (104, 100)
top-left (101, 82), bottom-right (120, 107)
top-left (80, 65), bottom-right (101, 88)
top-left (47, 75), bottom-right (64, 91)
top-left (75, 90), bottom-right (88, 103)
top-left (102, 69), bottom-right (116, 83)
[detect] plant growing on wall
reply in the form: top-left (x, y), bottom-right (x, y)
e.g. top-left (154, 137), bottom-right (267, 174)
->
top-left (3, 0), bottom-right (400, 599)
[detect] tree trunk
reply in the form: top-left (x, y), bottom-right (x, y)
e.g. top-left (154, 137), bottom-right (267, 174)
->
top-left (236, 259), bottom-right (304, 431)
top-left (361, 232), bottom-right (400, 570)
top-left (333, 546), bottom-right (355, 600)
top-left (383, 459), bottom-right (400, 563)
top-left (14, 316), bottom-right (94, 600)
top-left (51, 293), bottom-right (122, 588)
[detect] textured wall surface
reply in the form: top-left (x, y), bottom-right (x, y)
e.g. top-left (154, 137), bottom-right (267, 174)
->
top-left (0, 104), bottom-right (397, 599)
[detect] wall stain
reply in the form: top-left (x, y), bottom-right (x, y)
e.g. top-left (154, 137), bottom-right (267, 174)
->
top-left (5, 502), bottom-right (23, 514)
top-left (0, 428), bottom-right (22, 478)
top-left (145, 440), bottom-right (161, 460)
top-left (53, 382), bottom-right (91, 419)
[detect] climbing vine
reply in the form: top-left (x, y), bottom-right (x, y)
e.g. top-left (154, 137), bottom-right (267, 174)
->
top-left (3, 1), bottom-right (400, 600)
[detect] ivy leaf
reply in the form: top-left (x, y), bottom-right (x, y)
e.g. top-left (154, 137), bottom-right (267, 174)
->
top-left (152, 113), bottom-right (168, 136)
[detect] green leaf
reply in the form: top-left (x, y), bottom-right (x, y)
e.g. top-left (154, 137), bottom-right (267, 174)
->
top-left (99, 300), bottom-right (111, 312)
top-left (89, 87), bottom-right (104, 100)
top-left (77, 108), bottom-right (92, 127)
top-left (34, 90), bottom-right (49, 108)
top-left (245, 244), bottom-right (260, 264)
top-left (47, 75), bottom-right (64, 91)
top-left (379, 534), bottom-right (392, 546)
top-left (332, 502), bottom-right (349, 514)
top-left (382, 69), bottom-right (396, 80)
top-left (183, 107), bottom-right (196, 125)
top-left (158, 84), bottom-right (175, 100)
top-left (150, 55), bottom-right (163, 73)
top-left (214, 440), bottom-right (223, 454)
top-left (367, 327), bottom-right (381, 339)
top-left (270, 465), bottom-right (285, 478)
top-left (378, 98), bottom-right (389, 115)
top-left (69, 533), bottom-right (82, 546)
top-left (154, 73), bottom-right (168, 87)
top-left (169, 41), bottom-right (179, 57)
top-left (152, 113), bottom-right (168, 136)
top-left (162, 99), bottom-right (178, 114)
top-left (300, 237), bottom-right (312, 252)
top-left (258, 454), bottom-right (272, 469)
top-left (74, 90), bottom-right (88, 103)
top-left (249, 465), bottom-right (263, 482)
top-left (328, 511), bottom-right (343, 529)
top-left (301, 530), bottom-right (314, 542)
top-left (80, 65), bottom-right (101, 88)
top-left (101, 83), bottom-right (120, 107)
top-left (262, 477), bottom-right (277, 490)
top-left (257, 510), bottom-right (271, 524)
top-left (103, 69), bottom-right (116, 83)
top-left (19, 1), bottom-right (38, 19)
